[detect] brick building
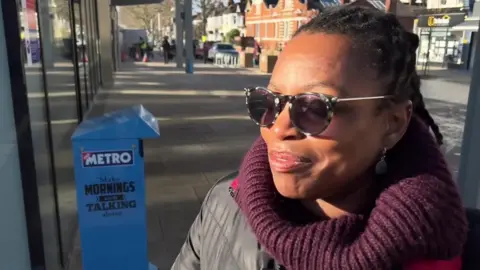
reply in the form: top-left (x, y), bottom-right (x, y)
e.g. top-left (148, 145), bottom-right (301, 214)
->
top-left (245, 0), bottom-right (338, 50)
top-left (245, 0), bottom-right (415, 51)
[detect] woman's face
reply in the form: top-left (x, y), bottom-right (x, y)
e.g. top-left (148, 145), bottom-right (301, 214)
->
top-left (261, 33), bottom-right (410, 200)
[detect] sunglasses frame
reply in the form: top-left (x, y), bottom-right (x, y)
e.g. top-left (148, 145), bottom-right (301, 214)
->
top-left (244, 86), bottom-right (392, 136)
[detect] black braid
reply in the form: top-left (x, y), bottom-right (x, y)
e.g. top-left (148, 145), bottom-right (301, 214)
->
top-left (294, 5), bottom-right (444, 145)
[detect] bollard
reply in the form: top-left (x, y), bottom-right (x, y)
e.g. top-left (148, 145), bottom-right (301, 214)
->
top-left (71, 105), bottom-right (160, 270)
top-left (186, 59), bottom-right (194, 74)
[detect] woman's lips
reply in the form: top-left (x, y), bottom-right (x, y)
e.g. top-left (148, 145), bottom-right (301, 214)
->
top-left (268, 151), bottom-right (312, 173)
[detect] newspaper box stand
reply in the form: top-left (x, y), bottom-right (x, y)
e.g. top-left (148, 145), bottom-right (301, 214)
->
top-left (71, 105), bottom-right (159, 270)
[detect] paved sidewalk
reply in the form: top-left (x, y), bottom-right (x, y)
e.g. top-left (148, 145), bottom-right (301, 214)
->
top-left (66, 61), bottom-right (269, 270)
top-left (417, 66), bottom-right (472, 85)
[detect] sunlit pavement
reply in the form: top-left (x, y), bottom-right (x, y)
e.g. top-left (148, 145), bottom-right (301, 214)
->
top-left (66, 60), bottom-right (269, 270)
top-left (65, 59), bottom-right (469, 269)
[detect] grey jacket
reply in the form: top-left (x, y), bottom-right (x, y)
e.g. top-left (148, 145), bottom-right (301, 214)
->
top-left (171, 172), bottom-right (480, 270)
top-left (171, 172), bottom-right (284, 270)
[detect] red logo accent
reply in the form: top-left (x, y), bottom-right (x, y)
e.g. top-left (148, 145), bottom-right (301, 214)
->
top-left (82, 152), bottom-right (90, 161)
top-left (231, 178), bottom-right (238, 192)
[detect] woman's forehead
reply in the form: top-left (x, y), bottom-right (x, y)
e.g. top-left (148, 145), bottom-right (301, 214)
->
top-left (270, 33), bottom-right (381, 97)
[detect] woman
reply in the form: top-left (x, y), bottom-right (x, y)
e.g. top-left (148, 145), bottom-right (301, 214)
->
top-left (171, 5), bottom-right (468, 270)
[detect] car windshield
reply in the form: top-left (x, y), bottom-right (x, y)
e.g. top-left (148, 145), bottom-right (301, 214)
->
top-left (216, 44), bottom-right (234, 50)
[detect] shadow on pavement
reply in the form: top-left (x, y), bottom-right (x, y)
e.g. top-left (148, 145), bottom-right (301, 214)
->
top-left (66, 62), bottom-right (265, 270)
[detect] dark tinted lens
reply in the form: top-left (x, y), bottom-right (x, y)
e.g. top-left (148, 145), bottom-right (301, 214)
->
top-left (247, 88), bottom-right (276, 126)
top-left (291, 95), bottom-right (330, 135)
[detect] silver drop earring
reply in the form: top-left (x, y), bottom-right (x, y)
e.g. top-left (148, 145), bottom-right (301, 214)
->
top-left (375, 148), bottom-right (388, 175)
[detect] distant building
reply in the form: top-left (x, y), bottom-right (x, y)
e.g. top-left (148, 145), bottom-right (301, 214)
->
top-left (245, 0), bottom-right (416, 51)
top-left (206, 2), bottom-right (246, 41)
top-left (244, 0), bottom-right (340, 51)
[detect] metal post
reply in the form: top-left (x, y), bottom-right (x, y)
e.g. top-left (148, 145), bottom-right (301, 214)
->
top-left (184, 0), bottom-right (194, 73)
top-left (174, 0), bottom-right (183, 68)
top-left (457, 20), bottom-right (480, 209)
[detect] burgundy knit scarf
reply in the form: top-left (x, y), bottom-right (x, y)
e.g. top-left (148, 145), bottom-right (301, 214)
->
top-left (234, 117), bottom-right (468, 270)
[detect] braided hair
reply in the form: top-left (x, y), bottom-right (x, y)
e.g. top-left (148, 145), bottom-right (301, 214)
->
top-left (294, 5), bottom-right (444, 145)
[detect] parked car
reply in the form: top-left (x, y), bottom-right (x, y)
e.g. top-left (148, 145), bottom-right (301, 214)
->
top-left (208, 43), bottom-right (238, 60)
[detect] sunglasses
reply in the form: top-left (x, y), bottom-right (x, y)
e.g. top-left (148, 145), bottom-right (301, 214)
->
top-left (245, 87), bottom-right (392, 136)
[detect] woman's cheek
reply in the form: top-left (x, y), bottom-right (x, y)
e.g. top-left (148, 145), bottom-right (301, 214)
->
top-left (318, 117), bottom-right (343, 139)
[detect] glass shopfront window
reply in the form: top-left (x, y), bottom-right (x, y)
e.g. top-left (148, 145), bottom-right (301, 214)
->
top-left (2, 0), bottom-right (102, 268)
top-left (39, 0), bottom-right (85, 265)
top-left (418, 28), bottom-right (463, 64)
top-left (0, 3), bottom-right (31, 270)
top-left (74, 0), bottom-right (89, 112)
top-left (81, 0), bottom-right (100, 98)
top-left (78, 0), bottom-right (91, 109)
top-left (16, 0), bottom-right (62, 268)
top-left (416, 13), bottom-right (466, 68)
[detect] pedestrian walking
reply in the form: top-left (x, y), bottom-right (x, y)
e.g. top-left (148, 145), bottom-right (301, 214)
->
top-left (171, 5), bottom-right (469, 270)
top-left (253, 40), bottom-right (261, 66)
top-left (203, 43), bottom-right (209, 64)
top-left (161, 37), bottom-right (171, 64)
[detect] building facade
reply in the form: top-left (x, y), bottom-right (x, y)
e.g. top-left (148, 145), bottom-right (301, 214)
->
top-left (450, 1), bottom-right (480, 70)
top-left (0, 0), bottom-right (113, 269)
top-left (415, 10), bottom-right (466, 69)
top-left (206, 5), bottom-right (245, 41)
top-left (245, 0), bottom-right (415, 51)
top-left (244, 0), bottom-right (316, 51)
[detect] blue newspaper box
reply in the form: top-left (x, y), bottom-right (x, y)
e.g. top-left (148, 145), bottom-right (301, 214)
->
top-left (71, 105), bottom-right (160, 270)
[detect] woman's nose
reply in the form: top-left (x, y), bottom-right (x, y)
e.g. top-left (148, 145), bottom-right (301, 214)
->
top-left (270, 106), bottom-right (304, 140)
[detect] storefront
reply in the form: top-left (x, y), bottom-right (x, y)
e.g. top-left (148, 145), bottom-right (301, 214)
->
top-left (451, 3), bottom-right (480, 70)
top-left (0, 0), bottom-right (111, 269)
top-left (416, 12), bottom-right (466, 69)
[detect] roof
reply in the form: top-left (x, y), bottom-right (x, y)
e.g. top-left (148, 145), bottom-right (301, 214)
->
top-left (307, 0), bottom-right (341, 10)
top-left (224, 2), bottom-right (246, 13)
top-left (348, 0), bottom-right (385, 10)
top-left (349, 0), bottom-right (415, 16)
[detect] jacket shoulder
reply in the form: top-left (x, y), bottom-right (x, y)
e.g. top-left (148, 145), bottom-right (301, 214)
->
top-left (203, 171), bottom-right (238, 205)
top-left (196, 171), bottom-right (259, 269)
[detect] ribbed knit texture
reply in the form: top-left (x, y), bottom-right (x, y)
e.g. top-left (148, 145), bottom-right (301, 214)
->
top-left (235, 117), bottom-right (468, 270)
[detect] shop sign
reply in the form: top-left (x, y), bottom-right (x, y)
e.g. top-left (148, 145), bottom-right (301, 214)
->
top-left (428, 15), bottom-right (451, 27)
top-left (418, 13), bottom-right (466, 28)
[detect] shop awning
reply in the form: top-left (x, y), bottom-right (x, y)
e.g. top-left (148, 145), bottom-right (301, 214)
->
top-left (451, 18), bottom-right (480, 31)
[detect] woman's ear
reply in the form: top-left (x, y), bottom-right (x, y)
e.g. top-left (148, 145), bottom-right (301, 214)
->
top-left (383, 100), bottom-right (412, 149)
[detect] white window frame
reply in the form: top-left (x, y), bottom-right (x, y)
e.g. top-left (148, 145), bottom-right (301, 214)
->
top-left (285, 0), bottom-right (294, 9)
top-left (283, 21), bottom-right (290, 39)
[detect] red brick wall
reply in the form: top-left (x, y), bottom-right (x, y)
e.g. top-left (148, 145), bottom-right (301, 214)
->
top-left (245, 0), bottom-right (414, 50)
top-left (245, 0), bottom-right (309, 51)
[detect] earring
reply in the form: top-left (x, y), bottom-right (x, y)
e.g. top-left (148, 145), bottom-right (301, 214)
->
top-left (375, 148), bottom-right (388, 175)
